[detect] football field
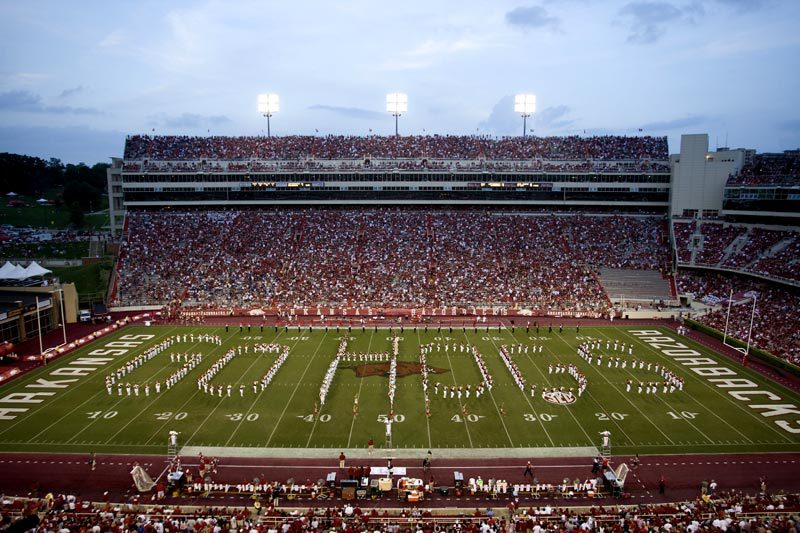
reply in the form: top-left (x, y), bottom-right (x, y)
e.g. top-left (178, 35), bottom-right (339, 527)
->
top-left (1, 324), bottom-right (798, 456)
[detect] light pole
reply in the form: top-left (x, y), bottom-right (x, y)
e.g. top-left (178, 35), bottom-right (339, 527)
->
top-left (514, 94), bottom-right (536, 137)
top-left (35, 295), bottom-right (43, 360)
top-left (58, 287), bottom-right (67, 346)
top-left (257, 94), bottom-right (279, 137)
top-left (386, 93), bottom-right (407, 137)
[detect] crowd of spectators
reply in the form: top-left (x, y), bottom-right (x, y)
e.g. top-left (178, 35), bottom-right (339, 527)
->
top-left (676, 270), bottom-right (800, 364)
top-left (722, 228), bottom-right (795, 270)
top-left (673, 220), bottom-right (800, 283)
top-left (692, 223), bottom-right (747, 266)
top-left (115, 209), bottom-right (669, 310)
top-left (727, 152), bottom-right (800, 187)
top-left (2, 491), bottom-right (799, 532)
top-left (123, 135), bottom-right (669, 162)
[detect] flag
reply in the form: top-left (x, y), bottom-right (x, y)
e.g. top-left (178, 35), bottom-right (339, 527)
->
top-left (638, 128), bottom-right (643, 132)
top-left (369, 128), bottom-right (372, 132)
top-left (315, 128), bottom-right (319, 133)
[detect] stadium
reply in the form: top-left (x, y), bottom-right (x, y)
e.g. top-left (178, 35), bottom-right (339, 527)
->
top-left (1, 2), bottom-right (800, 530)
top-left (2, 128), bottom-right (799, 530)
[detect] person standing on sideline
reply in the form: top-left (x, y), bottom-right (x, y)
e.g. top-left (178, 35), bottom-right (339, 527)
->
top-left (368, 438), bottom-right (374, 456)
top-left (523, 461), bottom-right (534, 479)
top-left (339, 452), bottom-right (346, 469)
top-left (659, 475), bottom-right (666, 494)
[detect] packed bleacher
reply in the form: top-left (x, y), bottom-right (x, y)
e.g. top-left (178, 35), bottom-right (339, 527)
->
top-left (114, 209), bottom-right (669, 309)
top-left (676, 270), bottom-right (800, 364)
top-left (2, 492), bottom-right (798, 532)
top-left (123, 134), bottom-right (669, 162)
top-left (727, 152), bottom-right (800, 186)
top-left (672, 220), bottom-right (800, 283)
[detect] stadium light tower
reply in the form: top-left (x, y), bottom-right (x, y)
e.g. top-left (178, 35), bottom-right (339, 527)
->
top-left (257, 93), bottom-right (279, 137)
top-left (514, 94), bottom-right (536, 137)
top-left (386, 93), bottom-right (408, 137)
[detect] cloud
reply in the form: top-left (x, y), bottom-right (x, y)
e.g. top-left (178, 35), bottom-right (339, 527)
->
top-left (639, 114), bottom-right (709, 131)
top-left (0, 90), bottom-right (101, 115)
top-left (479, 96), bottom-right (574, 135)
top-left (58, 86), bottom-right (84, 99)
top-left (150, 112), bottom-right (232, 129)
top-left (618, 2), bottom-right (704, 44)
top-left (98, 29), bottom-right (126, 48)
top-left (308, 105), bottom-right (383, 121)
top-left (537, 105), bottom-right (575, 129)
top-left (505, 5), bottom-right (561, 31)
top-left (712, 0), bottom-right (770, 13)
top-left (383, 37), bottom-right (492, 71)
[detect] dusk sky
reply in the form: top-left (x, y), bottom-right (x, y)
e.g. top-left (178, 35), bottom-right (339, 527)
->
top-left (0, 0), bottom-right (798, 163)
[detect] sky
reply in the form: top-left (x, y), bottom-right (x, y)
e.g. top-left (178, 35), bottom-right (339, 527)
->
top-left (0, 0), bottom-right (798, 163)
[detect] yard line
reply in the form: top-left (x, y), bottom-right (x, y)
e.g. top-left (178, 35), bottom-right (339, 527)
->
top-left (345, 330), bottom-right (375, 448)
top-left (0, 326), bottom-right (180, 438)
top-left (177, 342), bottom-right (268, 448)
top-left (591, 328), bottom-right (716, 444)
top-left (472, 331), bottom-right (546, 447)
top-left (223, 330), bottom-right (293, 446)
top-left (103, 335), bottom-right (223, 444)
top-left (507, 330), bottom-right (602, 446)
top-left (442, 350), bottom-right (475, 448)
top-left (64, 331), bottom-right (222, 445)
top-left (522, 329), bottom-right (635, 445)
top-left (56, 338), bottom-right (204, 445)
top-left (140, 329), bottom-right (245, 446)
top-left (266, 330), bottom-right (329, 447)
top-left (553, 331), bottom-right (676, 445)
top-left (416, 329), bottom-right (432, 450)
top-left (599, 329), bottom-right (741, 443)
top-left (617, 327), bottom-right (794, 444)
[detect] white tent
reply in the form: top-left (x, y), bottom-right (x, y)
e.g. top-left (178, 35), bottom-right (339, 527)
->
top-left (0, 262), bottom-right (16, 278)
top-left (0, 262), bottom-right (50, 280)
top-left (36, 198), bottom-right (48, 204)
top-left (5, 192), bottom-right (17, 197)
top-left (23, 261), bottom-right (52, 278)
top-left (4, 264), bottom-right (28, 280)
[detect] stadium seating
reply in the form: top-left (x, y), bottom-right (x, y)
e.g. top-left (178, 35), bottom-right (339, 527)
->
top-left (123, 134), bottom-right (669, 162)
top-left (3, 491), bottom-right (798, 532)
top-left (726, 152), bottom-right (800, 187)
top-left (672, 220), bottom-right (800, 283)
top-left (114, 209), bottom-right (669, 310)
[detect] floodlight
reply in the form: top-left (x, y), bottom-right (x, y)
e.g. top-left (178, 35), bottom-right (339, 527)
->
top-left (257, 93), bottom-right (279, 137)
top-left (386, 93), bottom-right (408, 136)
top-left (258, 93), bottom-right (280, 114)
top-left (386, 93), bottom-right (408, 114)
top-left (514, 94), bottom-right (536, 114)
top-left (514, 93), bottom-right (536, 137)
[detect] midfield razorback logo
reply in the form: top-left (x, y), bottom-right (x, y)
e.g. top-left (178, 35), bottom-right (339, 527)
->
top-left (351, 362), bottom-right (448, 378)
top-left (542, 390), bottom-right (576, 405)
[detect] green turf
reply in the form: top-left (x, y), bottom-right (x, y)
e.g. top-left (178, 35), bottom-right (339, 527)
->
top-left (0, 325), bottom-right (798, 456)
top-left (0, 196), bottom-right (108, 230)
top-left (50, 261), bottom-right (112, 298)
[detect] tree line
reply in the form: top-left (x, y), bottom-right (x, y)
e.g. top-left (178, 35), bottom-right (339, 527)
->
top-left (0, 152), bottom-right (109, 215)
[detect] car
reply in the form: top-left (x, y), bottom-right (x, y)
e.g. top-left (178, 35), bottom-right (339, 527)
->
top-left (79, 310), bottom-right (92, 323)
